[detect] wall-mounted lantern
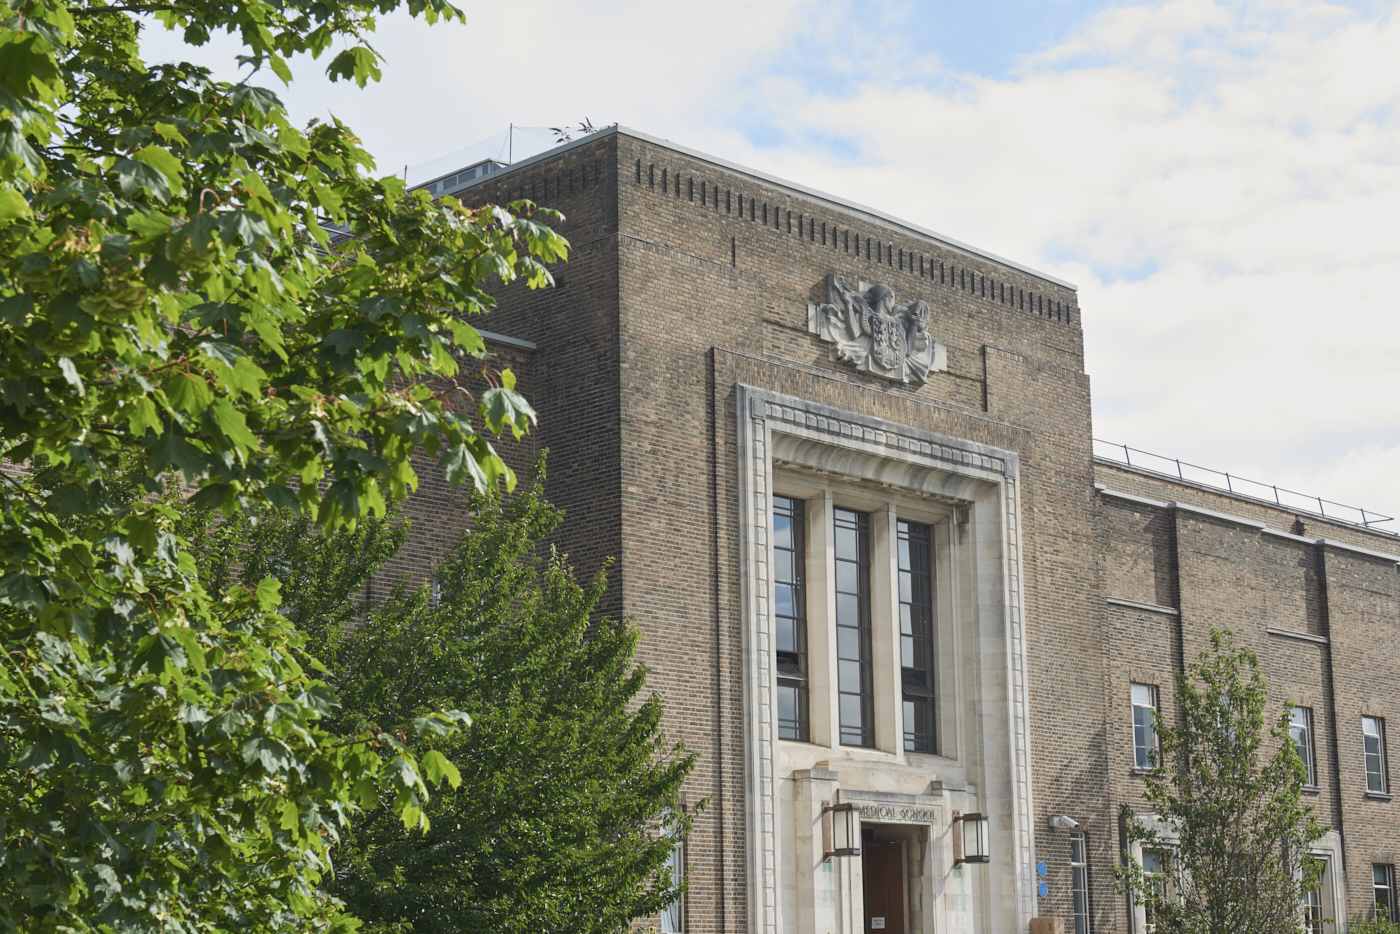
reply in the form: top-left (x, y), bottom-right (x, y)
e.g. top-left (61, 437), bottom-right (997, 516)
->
top-left (953, 811), bottom-right (990, 865)
top-left (821, 801), bottom-right (862, 860)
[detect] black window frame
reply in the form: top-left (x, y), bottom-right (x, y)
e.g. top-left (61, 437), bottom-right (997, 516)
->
top-left (898, 519), bottom-right (936, 754)
top-left (773, 496), bottom-right (809, 743)
top-left (833, 507), bottom-right (873, 748)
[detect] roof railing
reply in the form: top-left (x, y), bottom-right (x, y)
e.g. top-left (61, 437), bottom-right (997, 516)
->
top-left (1092, 439), bottom-right (1394, 531)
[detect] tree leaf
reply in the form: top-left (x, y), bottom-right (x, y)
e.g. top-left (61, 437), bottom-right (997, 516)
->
top-left (420, 750), bottom-right (461, 789)
top-left (0, 186), bottom-right (30, 221)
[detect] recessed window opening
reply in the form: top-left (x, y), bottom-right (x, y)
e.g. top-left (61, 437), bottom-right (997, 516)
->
top-left (899, 520), bottom-right (935, 754)
top-left (1291, 707), bottom-right (1317, 786)
top-left (1376, 864), bottom-right (1397, 920)
top-left (1070, 833), bottom-right (1091, 934)
top-left (661, 837), bottom-right (684, 932)
top-left (1304, 858), bottom-right (1327, 934)
top-left (834, 508), bottom-right (874, 747)
top-left (1142, 849), bottom-right (1166, 928)
top-left (1132, 683), bottom-right (1158, 769)
top-left (1365, 716), bottom-right (1388, 793)
top-left (773, 496), bottom-right (809, 743)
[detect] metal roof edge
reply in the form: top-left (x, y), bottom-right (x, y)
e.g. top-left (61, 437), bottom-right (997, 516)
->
top-left (442, 125), bottom-right (1077, 292)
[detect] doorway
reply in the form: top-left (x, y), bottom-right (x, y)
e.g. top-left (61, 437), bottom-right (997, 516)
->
top-left (863, 838), bottom-right (907, 934)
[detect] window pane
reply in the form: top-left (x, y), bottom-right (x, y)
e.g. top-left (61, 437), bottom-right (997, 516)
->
top-left (1134, 706), bottom-right (1155, 768)
top-left (774, 549), bottom-right (793, 584)
top-left (776, 615), bottom-right (795, 654)
top-left (836, 625), bottom-right (858, 660)
top-left (838, 659), bottom-right (862, 692)
top-left (834, 525), bottom-right (857, 560)
top-left (1132, 683), bottom-right (1154, 707)
top-left (778, 685), bottom-right (797, 732)
top-left (774, 583), bottom-right (795, 621)
top-left (773, 513), bottom-right (792, 550)
top-left (835, 559), bottom-right (859, 594)
top-left (840, 695), bottom-right (864, 734)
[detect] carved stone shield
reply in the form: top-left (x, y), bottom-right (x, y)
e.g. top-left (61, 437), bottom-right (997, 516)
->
top-left (868, 311), bottom-right (906, 369)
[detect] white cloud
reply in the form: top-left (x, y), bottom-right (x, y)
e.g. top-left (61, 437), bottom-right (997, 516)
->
top-left (140, 0), bottom-right (1400, 526)
top-left (712, 0), bottom-right (1400, 525)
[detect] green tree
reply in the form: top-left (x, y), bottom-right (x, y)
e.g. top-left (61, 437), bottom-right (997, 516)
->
top-left (189, 459), bottom-right (699, 933)
top-left (0, 0), bottom-right (566, 931)
top-left (1118, 630), bottom-right (1326, 934)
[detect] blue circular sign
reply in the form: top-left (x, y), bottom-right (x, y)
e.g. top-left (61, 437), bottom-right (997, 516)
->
top-left (1038, 881), bottom-right (1049, 898)
top-left (1036, 861), bottom-right (1047, 878)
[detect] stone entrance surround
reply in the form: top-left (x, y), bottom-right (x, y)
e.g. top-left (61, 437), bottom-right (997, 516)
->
top-left (734, 385), bottom-right (1037, 933)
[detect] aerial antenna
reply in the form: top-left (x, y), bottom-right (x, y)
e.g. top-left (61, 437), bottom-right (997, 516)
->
top-left (508, 123), bottom-right (513, 163)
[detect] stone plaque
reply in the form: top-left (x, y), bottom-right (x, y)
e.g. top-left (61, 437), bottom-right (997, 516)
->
top-left (807, 273), bottom-right (948, 384)
top-left (854, 803), bottom-right (938, 824)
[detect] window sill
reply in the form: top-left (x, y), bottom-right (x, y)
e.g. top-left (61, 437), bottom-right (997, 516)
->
top-left (1129, 767), bottom-right (1160, 777)
top-left (1301, 785), bottom-right (1321, 796)
top-left (1365, 791), bottom-right (1394, 801)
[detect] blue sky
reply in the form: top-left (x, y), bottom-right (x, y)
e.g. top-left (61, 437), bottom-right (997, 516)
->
top-left (143, 0), bottom-right (1400, 524)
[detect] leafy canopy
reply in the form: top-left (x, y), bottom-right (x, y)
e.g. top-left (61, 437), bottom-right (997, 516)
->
top-left (187, 459), bottom-right (700, 934)
top-left (1118, 631), bottom-right (1326, 934)
top-left (0, 0), bottom-right (566, 931)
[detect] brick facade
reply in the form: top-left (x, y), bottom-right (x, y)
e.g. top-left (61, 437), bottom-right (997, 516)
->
top-left (382, 126), bottom-right (1395, 933)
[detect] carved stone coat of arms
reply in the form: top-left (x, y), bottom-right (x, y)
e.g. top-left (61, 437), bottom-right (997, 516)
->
top-left (807, 274), bottom-right (948, 384)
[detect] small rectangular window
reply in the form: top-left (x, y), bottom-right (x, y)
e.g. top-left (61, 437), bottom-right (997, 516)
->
top-left (1365, 716), bottom-right (1388, 794)
top-left (1291, 707), bottom-right (1317, 786)
top-left (1070, 833), bottom-right (1091, 934)
top-left (1132, 684), bottom-right (1158, 769)
top-left (834, 508), bottom-right (873, 747)
top-left (898, 520), bottom-right (935, 753)
top-left (773, 496), bottom-right (808, 742)
top-left (661, 843), bottom-right (684, 932)
top-left (1375, 864), bottom-right (1396, 921)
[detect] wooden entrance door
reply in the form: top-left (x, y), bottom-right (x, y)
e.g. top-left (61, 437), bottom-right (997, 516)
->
top-left (863, 840), bottom-right (906, 934)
